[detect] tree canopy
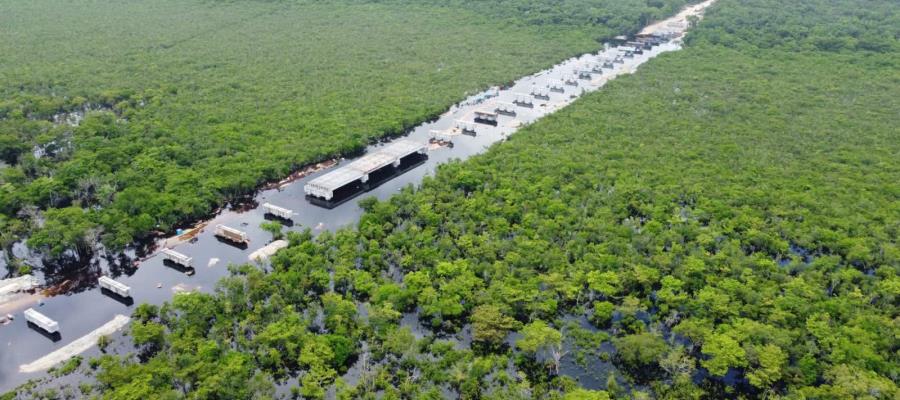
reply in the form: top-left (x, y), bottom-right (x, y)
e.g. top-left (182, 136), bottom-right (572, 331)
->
top-left (0, 0), bottom-right (691, 267)
top-left (3, 0), bottom-right (898, 398)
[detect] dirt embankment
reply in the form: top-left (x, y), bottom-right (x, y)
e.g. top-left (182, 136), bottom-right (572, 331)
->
top-left (19, 314), bottom-right (131, 373)
top-left (0, 275), bottom-right (41, 317)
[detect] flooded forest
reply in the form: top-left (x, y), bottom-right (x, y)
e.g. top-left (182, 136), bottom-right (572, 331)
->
top-left (1, 0), bottom-right (898, 399)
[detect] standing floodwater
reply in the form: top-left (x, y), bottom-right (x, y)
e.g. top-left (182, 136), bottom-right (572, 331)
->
top-left (0, 0), bottom-right (715, 391)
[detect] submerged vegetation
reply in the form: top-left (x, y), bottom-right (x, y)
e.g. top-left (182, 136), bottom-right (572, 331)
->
top-left (3, 0), bottom-right (899, 398)
top-left (0, 0), bottom-right (690, 267)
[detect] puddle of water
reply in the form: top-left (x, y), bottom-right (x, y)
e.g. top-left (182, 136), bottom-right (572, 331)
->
top-left (0, 1), bottom-right (718, 390)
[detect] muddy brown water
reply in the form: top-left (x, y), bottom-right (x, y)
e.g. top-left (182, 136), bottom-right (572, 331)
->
top-left (0, 35), bottom-right (695, 391)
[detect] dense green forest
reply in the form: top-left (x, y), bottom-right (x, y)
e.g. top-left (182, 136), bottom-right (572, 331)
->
top-left (5, 0), bottom-right (900, 398)
top-left (687, 0), bottom-right (900, 52)
top-left (0, 0), bottom-right (689, 267)
top-left (350, 0), bottom-right (692, 34)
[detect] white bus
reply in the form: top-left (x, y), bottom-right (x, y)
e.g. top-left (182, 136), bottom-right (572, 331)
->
top-left (24, 308), bottom-right (59, 334)
top-left (98, 276), bottom-right (132, 298)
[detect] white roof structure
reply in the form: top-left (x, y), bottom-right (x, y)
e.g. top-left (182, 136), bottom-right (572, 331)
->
top-left (306, 168), bottom-right (362, 199)
top-left (347, 152), bottom-right (397, 177)
top-left (381, 139), bottom-right (426, 158)
top-left (304, 139), bottom-right (426, 200)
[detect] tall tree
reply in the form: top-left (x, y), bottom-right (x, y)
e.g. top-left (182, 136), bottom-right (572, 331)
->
top-left (516, 320), bottom-right (566, 375)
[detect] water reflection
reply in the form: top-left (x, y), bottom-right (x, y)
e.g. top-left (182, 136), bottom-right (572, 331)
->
top-left (99, 288), bottom-right (134, 307)
top-left (162, 259), bottom-right (196, 276)
top-left (26, 322), bottom-right (62, 343)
